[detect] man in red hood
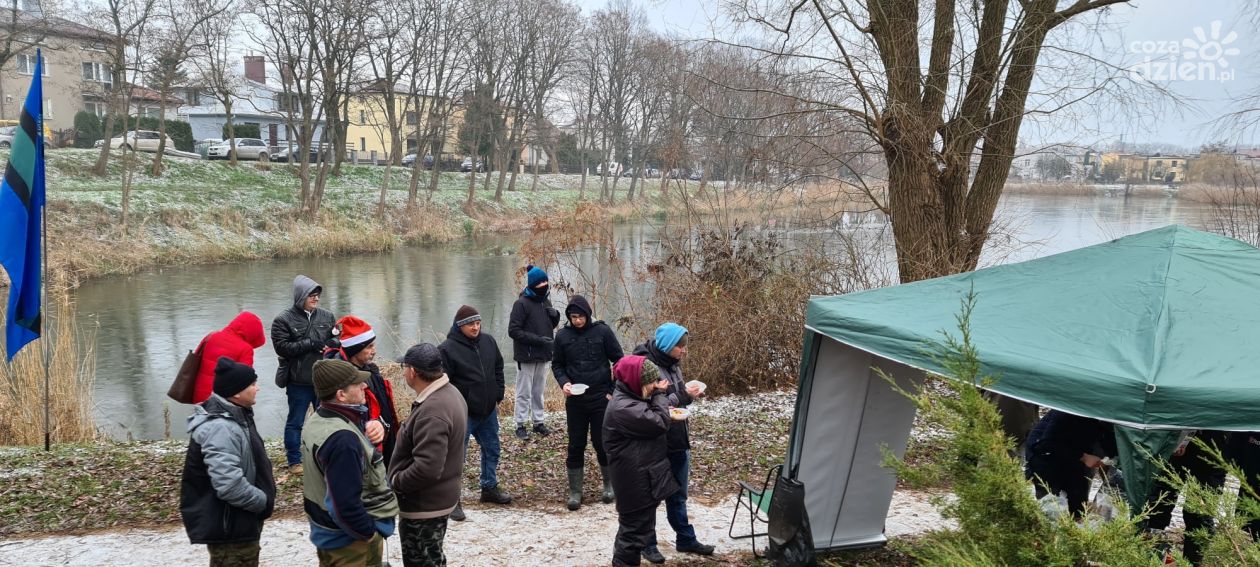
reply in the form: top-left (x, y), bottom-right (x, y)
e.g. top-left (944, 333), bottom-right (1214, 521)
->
top-left (192, 311), bottom-right (266, 404)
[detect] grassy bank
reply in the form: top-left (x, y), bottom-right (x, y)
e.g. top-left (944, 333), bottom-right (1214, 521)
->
top-left (35, 150), bottom-right (608, 289)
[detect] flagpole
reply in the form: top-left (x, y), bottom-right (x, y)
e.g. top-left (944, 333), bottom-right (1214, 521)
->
top-left (37, 50), bottom-right (50, 452)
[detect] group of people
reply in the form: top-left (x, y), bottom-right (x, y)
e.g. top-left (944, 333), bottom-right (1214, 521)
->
top-left (1020, 408), bottom-right (1260, 566)
top-left (178, 270), bottom-right (715, 567)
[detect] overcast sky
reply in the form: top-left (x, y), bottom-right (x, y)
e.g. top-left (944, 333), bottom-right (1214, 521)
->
top-left (572, 0), bottom-right (1260, 149)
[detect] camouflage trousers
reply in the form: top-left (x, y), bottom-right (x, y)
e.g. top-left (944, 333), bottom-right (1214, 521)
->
top-left (399, 516), bottom-right (449, 567)
top-left (317, 533), bottom-right (384, 567)
top-left (207, 541), bottom-right (260, 567)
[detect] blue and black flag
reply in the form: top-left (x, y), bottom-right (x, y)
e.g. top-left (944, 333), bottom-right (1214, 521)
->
top-left (0, 49), bottom-right (45, 361)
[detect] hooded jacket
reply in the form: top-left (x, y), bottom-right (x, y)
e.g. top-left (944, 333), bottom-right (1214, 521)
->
top-left (633, 340), bottom-right (693, 452)
top-left (603, 366), bottom-right (678, 514)
top-left (271, 276), bottom-right (335, 387)
top-left (439, 325), bottom-right (506, 418)
top-left (508, 289), bottom-right (561, 363)
top-left (193, 312), bottom-right (266, 404)
top-left (552, 296), bottom-right (623, 399)
top-left (180, 394), bottom-right (276, 545)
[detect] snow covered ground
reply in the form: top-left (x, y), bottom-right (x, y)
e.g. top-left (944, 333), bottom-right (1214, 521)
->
top-left (0, 490), bottom-right (946, 566)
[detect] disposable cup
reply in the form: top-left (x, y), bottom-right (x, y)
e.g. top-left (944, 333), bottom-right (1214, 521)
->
top-left (570, 383), bottom-right (589, 395)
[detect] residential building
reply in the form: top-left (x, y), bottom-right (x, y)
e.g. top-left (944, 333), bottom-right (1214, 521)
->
top-left (177, 55), bottom-right (324, 148)
top-left (0, 7), bottom-right (114, 133)
top-left (1100, 152), bottom-right (1188, 184)
top-left (345, 86), bottom-right (462, 162)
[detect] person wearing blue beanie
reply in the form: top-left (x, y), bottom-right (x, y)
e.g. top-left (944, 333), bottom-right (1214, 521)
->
top-left (509, 264), bottom-right (561, 440)
top-left (631, 322), bottom-right (714, 560)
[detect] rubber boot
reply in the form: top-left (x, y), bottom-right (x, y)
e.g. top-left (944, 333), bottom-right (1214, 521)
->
top-left (600, 465), bottom-right (615, 504)
top-left (567, 468), bottom-right (584, 511)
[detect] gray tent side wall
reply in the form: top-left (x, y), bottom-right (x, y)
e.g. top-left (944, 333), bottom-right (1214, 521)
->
top-left (789, 333), bottom-right (925, 550)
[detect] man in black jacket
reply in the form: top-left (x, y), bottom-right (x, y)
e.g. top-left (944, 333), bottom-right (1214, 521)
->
top-left (552, 295), bottom-right (624, 511)
top-left (271, 274), bottom-right (336, 472)
top-left (508, 265), bottom-right (561, 440)
top-left (1024, 409), bottom-right (1117, 517)
top-left (180, 358), bottom-right (276, 567)
top-left (440, 304), bottom-right (512, 518)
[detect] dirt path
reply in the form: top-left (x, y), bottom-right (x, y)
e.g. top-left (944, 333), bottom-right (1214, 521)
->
top-left (0, 490), bottom-right (944, 566)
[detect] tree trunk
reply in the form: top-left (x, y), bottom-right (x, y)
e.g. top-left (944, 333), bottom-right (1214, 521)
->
top-left (150, 97), bottom-right (169, 176)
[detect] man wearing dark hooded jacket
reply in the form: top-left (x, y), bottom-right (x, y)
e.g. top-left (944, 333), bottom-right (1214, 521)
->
top-left (633, 322), bottom-right (713, 561)
top-left (552, 295), bottom-right (623, 511)
top-left (181, 357), bottom-right (276, 567)
top-left (440, 305), bottom-right (512, 518)
top-left (508, 265), bottom-right (561, 440)
top-left (272, 275), bottom-right (337, 472)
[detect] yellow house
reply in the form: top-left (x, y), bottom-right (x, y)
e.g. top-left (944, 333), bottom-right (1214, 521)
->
top-left (1100, 153), bottom-right (1187, 183)
top-left (345, 89), bottom-right (463, 162)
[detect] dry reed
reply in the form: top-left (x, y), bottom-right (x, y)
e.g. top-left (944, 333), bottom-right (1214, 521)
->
top-left (0, 297), bottom-right (97, 445)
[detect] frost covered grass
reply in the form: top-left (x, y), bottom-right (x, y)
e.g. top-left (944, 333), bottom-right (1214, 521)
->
top-left (22, 149), bottom-right (589, 288)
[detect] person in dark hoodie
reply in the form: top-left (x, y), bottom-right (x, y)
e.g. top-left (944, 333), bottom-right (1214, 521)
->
top-left (508, 265), bottom-right (561, 440)
top-left (604, 355), bottom-right (678, 567)
top-left (323, 315), bottom-right (399, 469)
top-left (272, 275), bottom-right (337, 473)
top-left (181, 357), bottom-right (276, 567)
top-left (439, 305), bottom-right (512, 520)
top-left (634, 322), bottom-right (712, 561)
top-left (1024, 409), bottom-right (1118, 517)
top-left (552, 295), bottom-right (623, 511)
top-left (192, 311), bottom-right (266, 405)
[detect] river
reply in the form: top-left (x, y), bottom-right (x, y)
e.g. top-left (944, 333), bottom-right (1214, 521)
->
top-left (75, 192), bottom-right (1213, 440)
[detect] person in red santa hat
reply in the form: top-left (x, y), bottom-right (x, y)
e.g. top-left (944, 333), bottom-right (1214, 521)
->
top-left (323, 315), bottom-right (400, 467)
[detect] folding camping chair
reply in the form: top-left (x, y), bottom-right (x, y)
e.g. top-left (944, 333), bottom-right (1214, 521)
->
top-left (729, 463), bottom-right (782, 558)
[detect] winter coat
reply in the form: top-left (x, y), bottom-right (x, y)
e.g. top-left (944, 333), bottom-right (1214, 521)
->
top-left (193, 312), bottom-right (266, 404)
top-left (508, 292), bottom-right (561, 363)
top-left (324, 350), bottom-right (399, 468)
top-left (552, 313), bottom-right (623, 400)
top-left (389, 377), bottom-right (468, 519)
top-left (180, 394), bottom-right (276, 545)
top-left (1026, 410), bottom-right (1118, 464)
top-left (603, 381), bottom-right (679, 514)
top-left (439, 325), bottom-right (506, 419)
top-left (271, 276), bottom-right (335, 387)
top-left (634, 340), bottom-right (693, 453)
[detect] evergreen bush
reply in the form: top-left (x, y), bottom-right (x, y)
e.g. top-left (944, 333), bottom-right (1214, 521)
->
top-left (72, 111), bottom-right (101, 148)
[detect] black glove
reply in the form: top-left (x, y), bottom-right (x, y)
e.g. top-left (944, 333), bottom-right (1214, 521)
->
top-left (324, 337), bottom-right (341, 351)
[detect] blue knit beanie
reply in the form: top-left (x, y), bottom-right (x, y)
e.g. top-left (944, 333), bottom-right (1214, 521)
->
top-left (526, 265), bottom-right (548, 288)
top-left (655, 322), bottom-right (688, 352)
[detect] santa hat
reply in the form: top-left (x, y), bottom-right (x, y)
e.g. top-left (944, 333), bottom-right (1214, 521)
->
top-left (337, 315), bottom-right (376, 358)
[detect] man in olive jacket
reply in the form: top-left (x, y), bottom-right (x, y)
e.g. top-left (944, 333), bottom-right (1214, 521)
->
top-left (272, 274), bottom-right (336, 471)
top-left (390, 343), bottom-right (468, 567)
top-left (180, 357), bottom-right (276, 567)
top-left (440, 305), bottom-right (512, 514)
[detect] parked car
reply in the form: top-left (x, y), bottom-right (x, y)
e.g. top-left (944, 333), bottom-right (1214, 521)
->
top-left (0, 126), bottom-right (15, 148)
top-left (596, 162), bottom-right (622, 176)
top-left (402, 154), bottom-right (435, 168)
top-left (274, 144), bottom-right (328, 163)
top-left (97, 130), bottom-right (178, 153)
top-left (461, 157), bottom-right (485, 172)
top-left (207, 137), bottom-right (270, 161)
top-left (688, 170), bottom-right (703, 181)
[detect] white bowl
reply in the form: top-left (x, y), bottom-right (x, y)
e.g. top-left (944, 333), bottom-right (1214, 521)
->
top-left (669, 407), bottom-right (691, 421)
top-left (570, 383), bottom-right (589, 395)
top-left (685, 380), bottom-right (707, 394)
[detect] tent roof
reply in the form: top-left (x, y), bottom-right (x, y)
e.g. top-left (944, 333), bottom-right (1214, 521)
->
top-left (806, 225), bottom-right (1260, 430)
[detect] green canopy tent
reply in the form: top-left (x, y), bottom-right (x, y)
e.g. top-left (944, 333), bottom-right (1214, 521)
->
top-left (784, 225), bottom-right (1260, 551)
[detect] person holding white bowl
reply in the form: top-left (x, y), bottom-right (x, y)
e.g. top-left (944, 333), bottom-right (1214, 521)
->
top-left (552, 295), bottom-right (625, 511)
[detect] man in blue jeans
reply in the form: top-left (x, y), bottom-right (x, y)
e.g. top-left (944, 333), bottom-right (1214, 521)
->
top-left (440, 305), bottom-right (513, 521)
top-left (633, 322), bottom-right (714, 562)
top-left (270, 275), bottom-right (336, 473)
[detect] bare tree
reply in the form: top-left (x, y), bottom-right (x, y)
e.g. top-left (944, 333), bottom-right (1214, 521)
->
top-left (90, 0), bottom-right (156, 179)
top-left (405, 0), bottom-right (471, 206)
top-left (728, 0), bottom-right (1143, 282)
top-left (588, 2), bottom-right (645, 203)
top-left (521, 0), bottom-right (579, 193)
top-left (190, 4), bottom-right (239, 166)
top-left (146, 0), bottom-right (231, 175)
top-left (363, 0), bottom-right (420, 218)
